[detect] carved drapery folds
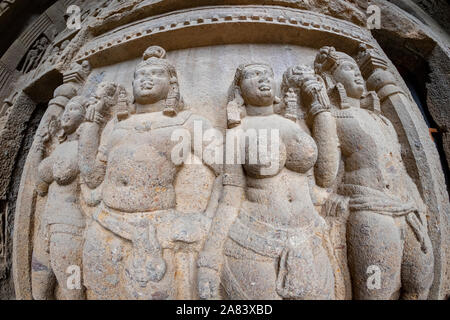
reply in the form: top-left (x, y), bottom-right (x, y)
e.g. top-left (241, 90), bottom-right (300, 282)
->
top-left (9, 2), bottom-right (449, 300)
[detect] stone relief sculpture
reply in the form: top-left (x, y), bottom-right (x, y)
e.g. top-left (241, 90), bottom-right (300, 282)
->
top-left (32, 95), bottom-right (88, 300)
top-left (8, 1), bottom-right (449, 301)
top-left (287, 46), bottom-right (434, 300)
top-left (19, 36), bottom-right (50, 74)
top-left (78, 45), bottom-right (221, 299)
top-left (197, 63), bottom-right (337, 300)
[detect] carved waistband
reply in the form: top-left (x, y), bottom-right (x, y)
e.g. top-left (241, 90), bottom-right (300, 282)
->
top-left (93, 202), bottom-right (171, 284)
top-left (227, 212), bottom-right (317, 259)
top-left (340, 184), bottom-right (417, 216)
top-left (93, 203), bottom-right (176, 241)
top-left (341, 184), bottom-right (430, 253)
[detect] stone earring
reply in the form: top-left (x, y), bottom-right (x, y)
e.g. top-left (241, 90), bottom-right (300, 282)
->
top-left (163, 78), bottom-right (179, 117)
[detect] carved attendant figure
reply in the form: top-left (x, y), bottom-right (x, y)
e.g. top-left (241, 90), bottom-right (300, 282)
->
top-left (20, 37), bottom-right (49, 73)
top-left (32, 96), bottom-right (88, 300)
top-left (78, 46), bottom-right (220, 299)
top-left (197, 63), bottom-right (335, 300)
top-left (309, 46), bottom-right (434, 299)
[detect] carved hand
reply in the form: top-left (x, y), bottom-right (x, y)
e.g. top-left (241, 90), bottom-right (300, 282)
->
top-left (91, 96), bottom-right (108, 114)
top-left (302, 77), bottom-right (330, 117)
top-left (170, 214), bottom-right (209, 244)
top-left (323, 193), bottom-right (349, 219)
top-left (85, 102), bottom-right (106, 124)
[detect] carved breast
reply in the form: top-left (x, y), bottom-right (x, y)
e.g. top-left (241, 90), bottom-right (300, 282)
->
top-left (52, 140), bottom-right (79, 186)
top-left (239, 115), bottom-right (317, 178)
top-left (284, 128), bottom-right (318, 174)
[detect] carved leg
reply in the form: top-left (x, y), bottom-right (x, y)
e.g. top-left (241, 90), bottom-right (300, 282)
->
top-left (400, 218), bottom-right (434, 300)
top-left (31, 231), bottom-right (55, 300)
top-left (347, 210), bottom-right (402, 300)
top-left (222, 240), bottom-right (280, 300)
top-left (22, 57), bottom-right (34, 74)
top-left (83, 220), bottom-right (124, 299)
top-left (49, 231), bottom-right (85, 300)
top-left (223, 255), bottom-right (280, 300)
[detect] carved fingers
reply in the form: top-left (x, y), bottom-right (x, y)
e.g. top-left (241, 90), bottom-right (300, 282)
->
top-left (85, 103), bottom-right (106, 125)
top-left (324, 193), bottom-right (349, 219)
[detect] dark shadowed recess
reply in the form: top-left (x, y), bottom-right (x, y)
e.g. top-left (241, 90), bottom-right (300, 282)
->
top-left (0, 102), bottom-right (46, 300)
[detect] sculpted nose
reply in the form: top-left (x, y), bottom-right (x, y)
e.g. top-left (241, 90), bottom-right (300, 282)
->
top-left (259, 76), bottom-right (269, 83)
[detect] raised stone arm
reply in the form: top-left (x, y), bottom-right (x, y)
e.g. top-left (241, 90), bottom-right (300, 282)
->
top-left (78, 82), bottom-right (118, 189)
top-left (283, 65), bottom-right (340, 188)
top-left (78, 104), bottom-right (107, 189)
top-left (306, 83), bottom-right (340, 188)
top-left (34, 120), bottom-right (54, 196)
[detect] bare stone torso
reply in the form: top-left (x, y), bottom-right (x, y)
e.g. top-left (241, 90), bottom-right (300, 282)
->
top-left (337, 107), bottom-right (415, 203)
top-left (238, 114), bottom-right (319, 229)
top-left (41, 140), bottom-right (84, 227)
top-left (102, 111), bottom-right (193, 213)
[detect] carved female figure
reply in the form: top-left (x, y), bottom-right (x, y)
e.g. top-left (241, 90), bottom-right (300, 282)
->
top-left (197, 63), bottom-right (335, 299)
top-left (307, 46), bottom-right (434, 299)
top-left (78, 46), bottom-right (220, 299)
top-left (31, 96), bottom-right (88, 300)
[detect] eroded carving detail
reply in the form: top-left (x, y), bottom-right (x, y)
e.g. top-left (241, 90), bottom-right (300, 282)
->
top-left (9, 3), bottom-right (448, 300)
top-left (19, 36), bottom-right (50, 74)
top-left (32, 95), bottom-right (88, 300)
top-left (198, 63), bottom-right (337, 300)
top-left (305, 46), bottom-right (434, 299)
top-left (78, 45), bottom-right (220, 299)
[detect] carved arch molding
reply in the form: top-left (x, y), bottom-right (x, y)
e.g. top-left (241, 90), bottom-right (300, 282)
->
top-left (0, 0), bottom-right (447, 300)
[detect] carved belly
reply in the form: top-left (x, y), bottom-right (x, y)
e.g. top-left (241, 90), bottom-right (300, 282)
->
top-left (103, 144), bottom-right (177, 212)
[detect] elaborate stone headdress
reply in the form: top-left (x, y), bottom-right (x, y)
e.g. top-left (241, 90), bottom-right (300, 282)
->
top-left (135, 45), bottom-right (183, 116)
top-left (314, 46), bottom-right (358, 89)
top-left (314, 46), bottom-right (356, 75)
top-left (314, 46), bottom-right (372, 110)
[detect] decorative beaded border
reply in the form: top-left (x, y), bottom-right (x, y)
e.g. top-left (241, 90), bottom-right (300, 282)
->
top-left (76, 5), bottom-right (374, 63)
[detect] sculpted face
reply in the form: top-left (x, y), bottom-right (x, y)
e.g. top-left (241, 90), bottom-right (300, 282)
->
top-left (240, 65), bottom-right (276, 107)
top-left (61, 101), bottom-right (85, 134)
top-left (332, 60), bottom-right (365, 99)
top-left (133, 65), bottom-right (171, 105)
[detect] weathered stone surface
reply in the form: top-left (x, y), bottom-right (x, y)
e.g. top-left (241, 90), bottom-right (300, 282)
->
top-left (0, 0), bottom-right (448, 300)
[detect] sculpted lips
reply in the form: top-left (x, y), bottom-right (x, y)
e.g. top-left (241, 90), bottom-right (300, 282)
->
top-left (141, 81), bottom-right (154, 90)
top-left (258, 84), bottom-right (271, 91)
